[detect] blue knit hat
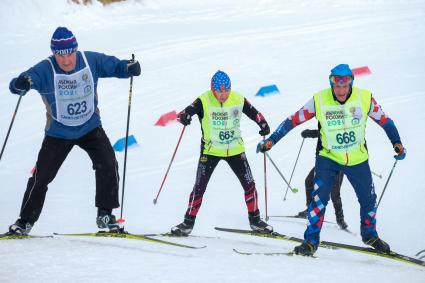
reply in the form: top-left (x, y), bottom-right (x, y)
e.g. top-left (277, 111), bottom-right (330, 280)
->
top-left (329, 64), bottom-right (354, 86)
top-left (50, 27), bottom-right (78, 55)
top-left (211, 70), bottom-right (231, 92)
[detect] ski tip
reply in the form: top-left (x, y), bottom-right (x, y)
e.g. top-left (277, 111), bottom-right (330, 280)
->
top-left (153, 199), bottom-right (157, 205)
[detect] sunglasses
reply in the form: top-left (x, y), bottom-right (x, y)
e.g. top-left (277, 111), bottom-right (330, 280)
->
top-left (330, 75), bottom-right (353, 86)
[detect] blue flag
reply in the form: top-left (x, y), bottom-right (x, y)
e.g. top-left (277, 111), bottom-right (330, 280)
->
top-left (113, 135), bottom-right (138, 152)
top-left (255, 85), bottom-right (280, 97)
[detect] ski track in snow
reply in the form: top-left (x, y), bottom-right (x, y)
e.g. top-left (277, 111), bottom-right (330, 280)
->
top-left (1, 1), bottom-right (425, 282)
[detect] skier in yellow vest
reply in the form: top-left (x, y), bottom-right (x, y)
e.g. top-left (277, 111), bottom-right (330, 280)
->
top-left (171, 70), bottom-right (273, 236)
top-left (257, 64), bottom-right (406, 256)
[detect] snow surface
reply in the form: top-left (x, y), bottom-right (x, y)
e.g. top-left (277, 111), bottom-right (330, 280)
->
top-left (1, 0), bottom-right (424, 282)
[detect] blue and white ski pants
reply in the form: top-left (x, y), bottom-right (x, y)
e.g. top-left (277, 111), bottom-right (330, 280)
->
top-left (304, 155), bottom-right (378, 246)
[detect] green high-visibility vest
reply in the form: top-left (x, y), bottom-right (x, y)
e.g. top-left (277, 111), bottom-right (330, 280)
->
top-left (199, 90), bottom-right (245, 157)
top-left (314, 87), bottom-right (372, 166)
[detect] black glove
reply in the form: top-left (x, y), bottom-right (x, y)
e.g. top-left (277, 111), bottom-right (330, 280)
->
top-left (258, 120), bottom-right (270, 136)
top-left (301, 129), bottom-right (319, 139)
top-left (11, 75), bottom-right (32, 95)
top-left (127, 60), bottom-right (141, 76)
top-left (393, 143), bottom-right (406, 160)
top-left (178, 111), bottom-right (192, 126)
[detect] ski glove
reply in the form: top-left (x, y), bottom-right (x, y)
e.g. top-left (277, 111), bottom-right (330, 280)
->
top-left (10, 75), bottom-right (32, 95)
top-left (178, 111), bottom-right (192, 126)
top-left (301, 129), bottom-right (319, 139)
top-left (258, 120), bottom-right (270, 136)
top-left (393, 143), bottom-right (406, 160)
top-left (127, 60), bottom-right (141, 76)
top-left (256, 138), bottom-right (273, 153)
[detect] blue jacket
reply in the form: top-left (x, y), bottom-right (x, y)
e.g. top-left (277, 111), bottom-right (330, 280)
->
top-left (9, 51), bottom-right (131, 139)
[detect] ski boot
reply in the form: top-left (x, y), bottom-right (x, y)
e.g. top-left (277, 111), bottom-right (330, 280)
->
top-left (363, 236), bottom-right (391, 253)
top-left (293, 241), bottom-right (317, 256)
top-left (249, 211), bottom-right (273, 233)
top-left (9, 219), bottom-right (33, 236)
top-left (297, 208), bottom-right (308, 219)
top-left (171, 216), bottom-right (195, 236)
top-left (335, 212), bottom-right (348, 230)
top-left (96, 208), bottom-right (122, 232)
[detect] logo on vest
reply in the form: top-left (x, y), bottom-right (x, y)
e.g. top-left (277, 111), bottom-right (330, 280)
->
top-left (84, 85), bottom-right (92, 95)
top-left (350, 106), bottom-right (362, 125)
top-left (58, 79), bottom-right (77, 96)
top-left (211, 111), bottom-right (228, 126)
top-left (325, 110), bottom-right (346, 127)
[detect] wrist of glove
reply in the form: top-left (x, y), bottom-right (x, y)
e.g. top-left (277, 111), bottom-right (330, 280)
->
top-left (178, 111), bottom-right (192, 126)
top-left (393, 143), bottom-right (406, 160)
top-left (127, 60), bottom-right (141, 76)
top-left (301, 129), bottom-right (319, 139)
top-left (256, 138), bottom-right (273, 153)
top-left (11, 75), bottom-right (32, 95)
top-left (258, 120), bottom-right (270, 136)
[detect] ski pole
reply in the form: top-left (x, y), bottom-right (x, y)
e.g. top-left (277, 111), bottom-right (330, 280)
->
top-left (283, 138), bottom-right (305, 201)
top-left (262, 137), bottom-right (269, 221)
top-left (371, 170), bottom-right (382, 179)
top-left (376, 159), bottom-right (398, 209)
top-left (265, 152), bottom-right (299, 193)
top-left (119, 54), bottom-right (135, 221)
top-left (153, 126), bottom-right (186, 204)
top-left (0, 95), bottom-right (23, 162)
top-left (415, 249), bottom-right (425, 257)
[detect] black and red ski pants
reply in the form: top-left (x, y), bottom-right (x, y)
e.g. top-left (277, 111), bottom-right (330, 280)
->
top-left (184, 152), bottom-right (259, 219)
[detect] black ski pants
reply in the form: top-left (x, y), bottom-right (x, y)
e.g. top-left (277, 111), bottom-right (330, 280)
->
top-left (19, 127), bottom-right (120, 224)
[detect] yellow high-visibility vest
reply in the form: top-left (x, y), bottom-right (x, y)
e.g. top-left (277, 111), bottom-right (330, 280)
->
top-left (199, 90), bottom-right (245, 157)
top-left (314, 87), bottom-right (372, 165)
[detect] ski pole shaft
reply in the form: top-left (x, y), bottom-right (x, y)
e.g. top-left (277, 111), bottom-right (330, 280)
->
top-left (263, 137), bottom-right (269, 221)
top-left (376, 159), bottom-right (398, 209)
top-left (265, 152), bottom-right (298, 193)
top-left (415, 249), bottom-right (425, 257)
top-left (119, 54), bottom-right (135, 219)
top-left (371, 170), bottom-right (382, 179)
top-left (283, 138), bottom-right (305, 201)
top-left (153, 126), bottom-right (186, 204)
top-left (0, 95), bottom-right (23, 162)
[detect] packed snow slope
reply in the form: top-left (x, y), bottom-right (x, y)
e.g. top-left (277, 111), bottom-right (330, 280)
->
top-left (0, 0), bottom-right (424, 282)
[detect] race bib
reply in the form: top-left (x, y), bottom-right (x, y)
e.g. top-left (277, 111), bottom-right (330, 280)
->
top-left (321, 102), bottom-right (365, 152)
top-left (49, 52), bottom-right (95, 126)
top-left (208, 105), bottom-right (242, 149)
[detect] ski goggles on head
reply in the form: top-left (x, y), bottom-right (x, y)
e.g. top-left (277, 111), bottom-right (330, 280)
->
top-left (329, 75), bottom-right (353, 86)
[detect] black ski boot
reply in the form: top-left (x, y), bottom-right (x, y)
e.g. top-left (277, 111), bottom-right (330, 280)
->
top-left (249, 211), bottom-right (273, 233)
top-left (9, 219), bottom-right (33, 235)
top-left (363, 236), bottom-right (391, 253)
top-left (297, 208), bottom-right (308, 219)
top-left (96, 208), bottom-right (121, 232)
top-left (335, 211), bottom-right (348, 230)
top-left (293, 241), bottom-right (317, 256)
top-left (171, 216), bottom-right (195, 236)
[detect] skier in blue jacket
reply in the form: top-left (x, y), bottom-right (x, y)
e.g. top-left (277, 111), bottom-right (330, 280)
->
top-left (7, 27), bottom-right (141, 235)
